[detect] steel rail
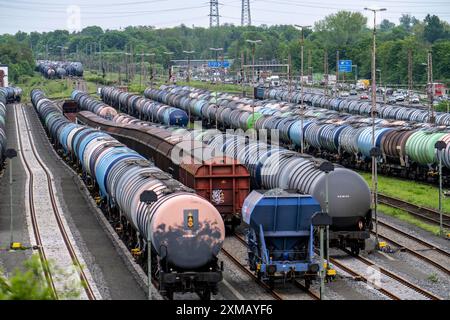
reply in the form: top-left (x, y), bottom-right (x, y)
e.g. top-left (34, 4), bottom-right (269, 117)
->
top-left (19, 104), bottom-right (96, 300)
top-left (378, 193), bottom-right (450, 228)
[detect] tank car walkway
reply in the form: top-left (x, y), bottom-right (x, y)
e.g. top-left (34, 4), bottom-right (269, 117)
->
top-left (0, 103), bottom-right (146, 300)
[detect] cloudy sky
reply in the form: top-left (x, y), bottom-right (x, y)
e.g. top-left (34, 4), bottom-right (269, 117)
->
top-left (1, 0), bottom-right (449, 34)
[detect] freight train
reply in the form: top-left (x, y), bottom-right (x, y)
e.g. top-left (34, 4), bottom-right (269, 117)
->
top-left (36, 60), bottom-right (84, 79)
top-left (76, 89), bottom-right (372, 255)
top-left (256, 87), bottom-right (450, 126)
top-left (30, 89), bottom-right (225, 300)
top-left (145, 85), bottom-right (450, 185)
top-left (100, 87), bottom-right (189, 126)
top-left (71, 90), bottom-right (250, 227)
top-left (0, 87), bottom-right (22, 162)
top-left (76, 110), bottom-right (328, 287)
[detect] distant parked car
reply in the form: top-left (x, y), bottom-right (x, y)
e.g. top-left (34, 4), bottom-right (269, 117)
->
top-left (350, 90), bottom-right (357, 95)
top-left (410, 96), bottom-right (420, 104)
top-left (360, 94), bottom-right (369, 100)
top-left (395, 95), bottom-right (405, 102)
top-left (340, 91), bottom-right (350, 97)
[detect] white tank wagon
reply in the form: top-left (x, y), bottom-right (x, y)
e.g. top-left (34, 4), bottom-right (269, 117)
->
top-left (30, 89), bottom-right (225, 300)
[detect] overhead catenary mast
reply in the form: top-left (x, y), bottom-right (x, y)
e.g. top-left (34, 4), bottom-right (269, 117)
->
top-left (210, 0), bottom-right (220, 27)
top-left (241, 0), bottom-right (252, 26)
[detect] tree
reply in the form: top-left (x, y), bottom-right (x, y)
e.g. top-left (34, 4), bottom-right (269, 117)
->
top-left (0, 36), bottom-right (34, 82)
top-left (399, 14), bottom-right (419, 32)
top-left (380, 19), bottom-right (395, 32)
top-left (423, 14), bottom-right (448, 43)
top-left (432, 40), bottom-right (450, 81)
top-left (80, 26), bottom-right (104, 38)
top-left (314, 11), bottom-right (368, 49)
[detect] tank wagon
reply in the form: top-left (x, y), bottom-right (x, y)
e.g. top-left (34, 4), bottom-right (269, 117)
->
top-left (243, 190), bottom-right (321, 288)
top-left (143, 86), bottom-right (373, 254)
top-left (36, 60), bottom-right (84, 79)
top-left (76, 110), bottom-right (250, 227)
top-left (146, 85), bottom-right (450, 185)
top-left (256, 87), bottom-right (450, 126)
top-left (0, 87), bottom-right (22, 163)
top-left (100, 87), bottom-right (189, 127)
top-left (30, 89), bottom-right (225, 300)
top-left (71, 91), bottom-right (250, 227)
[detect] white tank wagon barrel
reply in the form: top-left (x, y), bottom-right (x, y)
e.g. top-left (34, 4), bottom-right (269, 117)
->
top-left (30, 89), bottom-right (225, 300)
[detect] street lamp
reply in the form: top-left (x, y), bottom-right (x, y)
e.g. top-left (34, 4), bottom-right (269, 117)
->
top-left (140, 190), bottom-right (158, 300)
top-left (245, 40), bottom-right (262, 87)
top-left (209, 48), bottom-right (224, 83)
top-left (183, 50), bottom-right (195, 83)
top-left (422, 52), bottom-right (435, 123)
top-left (294, 25), bottom-right (311, 154)
top-left (365, 6), bottom-right (386, 249)
top-left (435, 141), bottom-right (447, 237)
top-left (376, 68), bottom-right (385, 103)
top-left (352, 65), bottom-right (358, 83)
top-left (5, 148), bottom-right (18, 250)
top-left (56, 45), bottom-right (68, 61)
top-left (136, 53), bottom-right (156, 90)
top-left (163, 51), bottom-right (174, 83)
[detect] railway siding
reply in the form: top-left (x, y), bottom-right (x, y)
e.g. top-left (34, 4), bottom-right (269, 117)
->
top-left (14, 103), bottom-right (101, 299)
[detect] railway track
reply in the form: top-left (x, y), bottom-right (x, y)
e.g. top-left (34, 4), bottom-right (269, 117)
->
top-left (14, 104), bottom-right (97, 300)
top-left (220, 247), bottom-right (284, 300)
top-left (378, 193), bottom-right (450, 229)
top-left (230, 233), bottom-right (320, 300)
top-left (375, 219), bottom-right (450, 276)
top-left (337, 249), bottom-right (442, 300)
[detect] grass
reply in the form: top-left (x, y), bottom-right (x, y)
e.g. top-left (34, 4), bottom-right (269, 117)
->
top-left (377, 204), bottom-right (442, 235)
top-left (427, 273), bottom-right (439, 283)
top-left (84, 70), bottom-right (255, 96)
top-left (358, 171), bottom-right (450, 214)
top-left (359, 171), bottom-right (448, 235)
top-left (18, 72), bottom-right (98, 102)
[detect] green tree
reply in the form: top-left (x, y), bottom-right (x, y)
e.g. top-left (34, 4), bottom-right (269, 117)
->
top-left (380, 19), bottom-right (395, 32)
top-left (0, 255), bottom-right (54, 300)
top-left (0, 255), bottom-right (82, 300)
top-left (399, 14), bottom-right (419, 32)
top-left (432, 40), bottom-right (450, 81)
top-left (423, 14), bottom-right (449, 43)
top-left (314, 11), bottom-right (368, 49)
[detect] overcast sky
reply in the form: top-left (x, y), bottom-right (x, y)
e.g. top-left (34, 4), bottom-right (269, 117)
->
top-left (1, 0), bottom-right (449, 34)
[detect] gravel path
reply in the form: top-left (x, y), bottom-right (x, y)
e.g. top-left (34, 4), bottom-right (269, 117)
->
top-left (14, 104), bottom-right (101, 299)
top-left (331, 249), bottom-right (436, 300)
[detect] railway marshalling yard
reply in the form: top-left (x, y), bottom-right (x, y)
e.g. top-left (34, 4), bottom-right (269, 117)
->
top-left (0, 85), bottom-right (449, 301)
top-left (1, 4), bottom-right (450, 303)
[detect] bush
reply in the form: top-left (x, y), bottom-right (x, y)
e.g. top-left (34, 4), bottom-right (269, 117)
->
top-left (435, 100), bottom-right (450, 112)
top-left (0, 254), bottom-right (82, 300)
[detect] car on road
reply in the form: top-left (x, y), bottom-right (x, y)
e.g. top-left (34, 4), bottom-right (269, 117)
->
top-left (388, 97), bottom-right (397, 104)
top-left (340, 91), bottom-right (350, 97)
top-left (360, 94), bottom-right (369, 100)
top-left (395, 95), bottom-right (405, 102)
top-left (350, 90), bottom-right (357, 95)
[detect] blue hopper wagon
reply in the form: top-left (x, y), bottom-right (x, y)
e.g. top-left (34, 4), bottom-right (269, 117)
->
top-left (242, 190), bottom-right (321, 289)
